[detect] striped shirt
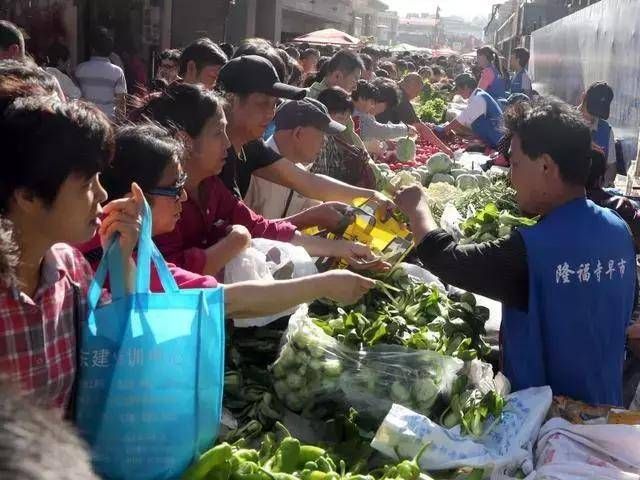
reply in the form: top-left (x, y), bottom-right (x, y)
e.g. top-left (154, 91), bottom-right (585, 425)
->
top-left (75, 56), bottom-right (127, 118)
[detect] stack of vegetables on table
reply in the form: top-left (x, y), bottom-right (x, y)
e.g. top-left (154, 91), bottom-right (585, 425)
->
top-left (182, 421), bottom-right (464, 480)
top-left (414, 83), bottom-right (451, 124)
top-left (377, 139), bottom-right (490, 191)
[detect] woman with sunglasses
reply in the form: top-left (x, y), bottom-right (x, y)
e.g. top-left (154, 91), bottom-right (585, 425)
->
top-left (136, 82), bottom-right (383, 277)
top-left (80, 123), bottom-right (376, 315)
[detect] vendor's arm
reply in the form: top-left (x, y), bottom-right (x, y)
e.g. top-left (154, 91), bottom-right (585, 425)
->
top-left (414, 122), bottom-right (454, 157)
top-left (280, 202), bottom-right (351, 232)
top-left (360, 114), bottom-right (411, 141)
top-left (225, 270), bottom-right (376, 318)
top-left (395, 186), bottom-right (529, 310)
top-left (437, 94), bottom-right (486, 138)
top-left (291, 231), bottom-right (368, 262)
top-left (255, 158), bottom-right (392, 208)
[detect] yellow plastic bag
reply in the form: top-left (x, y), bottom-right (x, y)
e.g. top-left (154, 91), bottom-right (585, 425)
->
top-left (312, 196), bottom-right (414, 271)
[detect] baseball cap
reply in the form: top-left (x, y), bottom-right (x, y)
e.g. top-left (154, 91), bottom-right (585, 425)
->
top-left (585, 82), bottom-right (614, 120)
top-left (217, 55), bottom-right (306, 100)
top-left (274, 98), bottom-right (346, 135)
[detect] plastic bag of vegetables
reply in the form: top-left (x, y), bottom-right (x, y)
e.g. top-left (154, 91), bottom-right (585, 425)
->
top-left (339, 345), bottom-right (464, 423)
top-left (270, 306), bottom-right (358, 414)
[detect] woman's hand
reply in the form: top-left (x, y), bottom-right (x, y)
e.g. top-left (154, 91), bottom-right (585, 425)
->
top-left (320, 270), bottom-right (376, 305)
top-left (99, 183), bottom-right (144, 259)
top-left (338, 241), bottom-right (390, 272)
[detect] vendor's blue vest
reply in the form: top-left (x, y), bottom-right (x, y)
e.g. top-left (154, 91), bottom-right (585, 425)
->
top-left (510, 69), bottom-right (527, 94)
top-left (485, 65), bottom-right (507, 100)
top-left (470, 89), bottom-right (504, 148)
top-left (502, 199), bottom-right (636, 406)
top-left (592, 118), bottom-right (612, 160)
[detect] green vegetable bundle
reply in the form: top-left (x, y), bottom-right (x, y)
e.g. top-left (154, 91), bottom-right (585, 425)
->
top-left (271, 313), bottom-right (353, 413)
top-left (460, 202), bottom-right (537, 244)
top-left (416, 98), bottom-right (447, 123)
top-left (341, 347), bottom-right (463, 422)
top-left (310, 269), bottom-right (492, 362)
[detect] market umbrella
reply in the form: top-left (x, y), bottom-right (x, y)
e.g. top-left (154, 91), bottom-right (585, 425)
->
top-left (432, 47), bottom-right (459, 57)
top-left (390, 43), bottom-right (429, 53)
top-left (292, 28), bottom-right (361, 46)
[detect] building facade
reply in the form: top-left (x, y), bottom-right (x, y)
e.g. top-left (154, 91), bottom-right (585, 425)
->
top-left (226, 0), bottom-right (354, 44)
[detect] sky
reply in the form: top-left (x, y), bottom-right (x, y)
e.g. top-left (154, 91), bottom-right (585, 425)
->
top-left (382, 0), bottom-right (497, 21)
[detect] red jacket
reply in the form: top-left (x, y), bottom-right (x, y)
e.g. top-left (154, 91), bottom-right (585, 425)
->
top-left (154, 175), bottom-right (297, 274)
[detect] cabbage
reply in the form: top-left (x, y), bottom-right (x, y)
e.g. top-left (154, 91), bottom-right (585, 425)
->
top-left (390, 170), bottom-right (419, 190)
top-left (450, 168), bottom-right (468, 179)
top-left (431, 173), bottom-right (455, 185)
top-left (396, 137), bottom-right (416, 163)
top-left (456, 174), bottom-right (479, 191)
top-left (426, 152), bottom-right (453, 174)
top-left (476, 174), bottom-right (491, 187)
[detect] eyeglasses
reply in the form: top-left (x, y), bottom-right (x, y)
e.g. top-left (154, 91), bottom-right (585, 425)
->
top-left (147, 172), bottom-right (188, 199)
top-left (160, 62), bottom-right (178, 70)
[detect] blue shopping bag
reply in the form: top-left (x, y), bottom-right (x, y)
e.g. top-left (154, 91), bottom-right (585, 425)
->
top-left (75, 201), bottom-right (225, 480)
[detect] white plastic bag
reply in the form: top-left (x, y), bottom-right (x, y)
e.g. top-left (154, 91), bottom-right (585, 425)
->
top-left (371, 386), bottom-right (552, 475)
top-left (224, 239), bottom-right (317, 327)
top-left (398, 262), bottom-right (446, 292)
top-left (530, 418), bottom-right (640, 480)
top-left (440, 203), bottom-right (464, 241)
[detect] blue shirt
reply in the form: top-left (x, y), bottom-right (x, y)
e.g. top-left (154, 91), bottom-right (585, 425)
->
top-left (502, 198), bottom-right (636, 405)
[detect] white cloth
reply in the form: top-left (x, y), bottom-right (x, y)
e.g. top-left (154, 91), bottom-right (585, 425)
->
top-left (45, 67), bottom-right (81, 100)
top-left (75, 56), bottom-right (127, 118)
top-left (520, 70), bottom-right (533, 93)
top-left (243, 136), bottom-right (319, 219)
top-left (528, 418), bottom-right (640, 480)
top-left (456, 90), bottom-right (487, 127)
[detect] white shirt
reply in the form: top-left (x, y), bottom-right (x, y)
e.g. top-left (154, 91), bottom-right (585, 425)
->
top-left (243, 137), bottom-right (320, 219)
top-left (75, 56), bottom-right (127, 118)
top-left (45, 67), bottom-right (81, 100)
top-left (456, 90), bottom-right (487, 127)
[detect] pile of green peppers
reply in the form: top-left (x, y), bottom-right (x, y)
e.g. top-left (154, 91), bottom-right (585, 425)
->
top-left (182, 424), bottom-right (437, 480)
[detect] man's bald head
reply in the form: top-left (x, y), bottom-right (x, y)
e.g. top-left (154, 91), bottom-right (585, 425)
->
top-left (400, 73), bottom-right (424, 100)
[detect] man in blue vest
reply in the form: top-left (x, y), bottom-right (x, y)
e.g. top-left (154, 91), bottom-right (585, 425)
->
top-left (579, 82), bottom-right (616, 186)
top-left (433, 73), bottom-right (504, 148)
top-left (509, 47), bottom-right (533, 96)
top-left (395, 97), bottom-right (636, 406)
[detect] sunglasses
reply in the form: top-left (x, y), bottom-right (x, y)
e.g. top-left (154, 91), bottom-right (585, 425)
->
top-left (147, 172), bottom-right (188, 199)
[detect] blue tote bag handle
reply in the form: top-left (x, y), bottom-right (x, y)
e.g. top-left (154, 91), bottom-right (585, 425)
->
top-left (87, 200), bottom-right (179, 312)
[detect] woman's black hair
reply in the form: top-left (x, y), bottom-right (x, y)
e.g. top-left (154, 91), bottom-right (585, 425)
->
top-left (233, 40), bottom-right (287, 82)
top-left (352, 80), bottom-right (378, 102)
top-left (372, 77), bottom-right (400, 108)
top-left (315, 56), bottom-right (331, 82)
top-left (0, 95), bottom-right (113, 213)
top-left (0, 60), bottom-right (60, 95)
top-left (505, 96), bottom-right (592, 186)
top-left (139, 82), bottom-right (221, 138)
top-left (477, 45), bottom-right (505, 78)
top-left (317, 87), bottom-right (354, 115)
top-left (586, 146), bottom-right (607, 190)
top-left (100, 123), bottom-right (185, 200)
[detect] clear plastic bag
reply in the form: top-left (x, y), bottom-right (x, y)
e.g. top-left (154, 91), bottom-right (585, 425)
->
top-left (271, 307), bottom-right (470, 425)
top-left (271, 306), bottom-right (357, 413)
top-left (340, 345), bottom-right (464, 422)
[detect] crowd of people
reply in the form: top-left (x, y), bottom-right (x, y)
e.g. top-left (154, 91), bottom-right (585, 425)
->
top-left (0, 15), bottom-right (640, 477)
